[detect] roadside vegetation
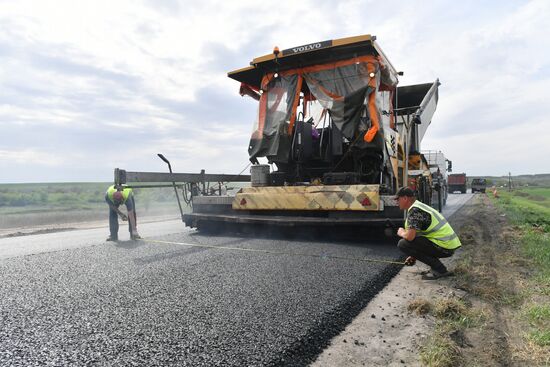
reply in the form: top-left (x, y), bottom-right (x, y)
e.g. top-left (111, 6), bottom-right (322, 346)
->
top-left (417, 297), bottom-right (486, 367)
top-left (492, 188), bottom-right (550, 353)
top-left (412, 187), bottom-right (549, 367)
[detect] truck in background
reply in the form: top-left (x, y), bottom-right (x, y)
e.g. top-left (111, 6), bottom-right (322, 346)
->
top-left (422, 150), bottom-right (451, 211)
top-left (471, 178), bottom-right (487, 193)
top-left (448, 173), bottom-right (467, 194)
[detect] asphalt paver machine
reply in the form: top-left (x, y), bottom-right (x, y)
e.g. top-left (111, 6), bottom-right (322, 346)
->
top-left (114, 35), bottom-right (442, 232)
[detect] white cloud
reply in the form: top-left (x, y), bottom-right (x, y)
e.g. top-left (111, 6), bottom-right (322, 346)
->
top-left (0, 0), bottom-right (549, 182)
top-left (423, 118), bottom-right (549, 176)
top-left (0, 149), bottom-right (66, 166)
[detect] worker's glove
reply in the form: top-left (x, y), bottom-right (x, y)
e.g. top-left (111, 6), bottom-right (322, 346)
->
top-left (120, 213), bottom-right (128, 221)
top-left (404, 256), bottom-right (416, 266)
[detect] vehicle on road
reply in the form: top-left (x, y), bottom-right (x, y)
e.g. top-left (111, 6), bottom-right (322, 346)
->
top-left (422, 150), bottom-right (451, 211)
top-left (114, 34), bottom-right (447, 233)
top-left (448, 173), bottom-right (467, 194)
top-left (471, 178), bottom-right (487, 193)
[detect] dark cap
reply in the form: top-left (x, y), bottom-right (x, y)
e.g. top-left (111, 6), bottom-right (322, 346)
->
top-left (394, 187), bottom-right (415, 199)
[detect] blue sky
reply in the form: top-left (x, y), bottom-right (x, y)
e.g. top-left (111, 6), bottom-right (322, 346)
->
top-left (0, 0), bottom-right (548, 183)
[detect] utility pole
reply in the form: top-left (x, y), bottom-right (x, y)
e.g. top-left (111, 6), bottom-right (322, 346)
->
top-left (508, 172), bottom-right (512, 191)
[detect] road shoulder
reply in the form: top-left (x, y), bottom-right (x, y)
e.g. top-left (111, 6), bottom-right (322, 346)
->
top-left (311, 196), bottom-right (473, 367)
top-left (311, 257), bottom-right (453, 366)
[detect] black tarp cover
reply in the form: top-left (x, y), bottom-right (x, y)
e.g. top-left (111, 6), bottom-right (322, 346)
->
top-left (248, 55), bottom-right (394, 161)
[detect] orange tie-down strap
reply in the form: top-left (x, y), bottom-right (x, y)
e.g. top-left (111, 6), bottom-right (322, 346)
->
top-left (287, 75), bottom-right (303, 135)
top-left (363, 61), bottom-right (380, 143)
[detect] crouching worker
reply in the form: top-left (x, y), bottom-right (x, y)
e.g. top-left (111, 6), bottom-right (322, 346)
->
top-left (105, 185), bottom-right (141, 241)
top-left (395, 187), bottom-right (461, 280)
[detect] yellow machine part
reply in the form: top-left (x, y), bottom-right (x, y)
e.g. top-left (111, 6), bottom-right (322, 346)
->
top-left (232, 185), bottom-right (381, 211)
top-left (408, 154), bottom-right (423, 170)
top-left (408, 154), bottom-right (431, 172)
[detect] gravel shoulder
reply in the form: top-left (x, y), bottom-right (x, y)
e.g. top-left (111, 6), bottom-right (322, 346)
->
top-left (311, 262), bottom-right (453, 367)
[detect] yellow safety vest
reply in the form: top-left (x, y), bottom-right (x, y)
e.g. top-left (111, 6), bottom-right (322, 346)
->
top-left (106, 185), bottom-right (132, 204)
top-left (405, 200), bottom-right (461, 250)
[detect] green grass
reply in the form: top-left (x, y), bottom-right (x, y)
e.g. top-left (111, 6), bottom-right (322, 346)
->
top-left (524, 305), bottom-right (550, 348)
top-left (525, 305), bottom-right (550, 324)
top-left (490, 188), bottom-right (550, 351)
top-left (433, 298), bottom-right (485, 328)
top-left (528, 330), bottom-right (550, 346)
top-left (518, 187), bottom-right (550, 199)
top-left (522, 231), bottom-right (550, 271)
top-left (493, 188), bottom-right (550, 231)
top-left (520, 226), bottom-right (550, 297)
top-left (420, 335), bottom-right (461, 367)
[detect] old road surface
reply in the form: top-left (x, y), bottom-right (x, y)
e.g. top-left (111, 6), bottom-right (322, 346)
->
top-left (0, 193), bottom-right (473, 366)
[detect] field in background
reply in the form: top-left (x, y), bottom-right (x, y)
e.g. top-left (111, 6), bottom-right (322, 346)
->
top-left (0, 182), bottom-right (189, 230)
top-left (467, 173), bottom-right (550, 188)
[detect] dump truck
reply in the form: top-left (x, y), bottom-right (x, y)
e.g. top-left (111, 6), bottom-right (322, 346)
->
top-left (448, 173), bottom-right (467, 193)
top-left (114, 34), bottom-right (444, 232)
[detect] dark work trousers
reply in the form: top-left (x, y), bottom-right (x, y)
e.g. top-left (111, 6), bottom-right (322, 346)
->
top-left (397, 236), bottom-right (454, 273)
top-left (109, 197), bottom-right (136, 239)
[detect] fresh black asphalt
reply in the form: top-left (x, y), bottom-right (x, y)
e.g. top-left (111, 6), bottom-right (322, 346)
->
top-left (0, 230), bottom-right (403, 366)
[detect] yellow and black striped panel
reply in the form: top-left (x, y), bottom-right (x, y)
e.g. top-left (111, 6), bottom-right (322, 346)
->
top-left (232, 185), bottom-right (380, 211)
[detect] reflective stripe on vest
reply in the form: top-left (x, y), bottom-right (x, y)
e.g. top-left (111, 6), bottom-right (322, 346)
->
top-left (106, 185), bottom-right (132, 204)
top-left (405, 200), bottom-right (461, 250)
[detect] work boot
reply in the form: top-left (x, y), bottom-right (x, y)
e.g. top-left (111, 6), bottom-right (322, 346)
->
top-left (421, 269), bottom-right (453, 280)
top-left (131, 232), bottom-right (142, 240)
top-left (106, 235), bottom-right (118, 242)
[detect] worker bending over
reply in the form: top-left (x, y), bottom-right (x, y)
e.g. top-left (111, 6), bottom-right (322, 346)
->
top-left (395, 187), bottom-right (461, 280)
top-left (105, 185), bottom-right (141, 241)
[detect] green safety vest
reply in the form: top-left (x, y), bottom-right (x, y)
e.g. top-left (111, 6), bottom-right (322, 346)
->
top-left (106, 185), bottom-right (132, 204)
top-left (405, 200), bottom-right (461, 250)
